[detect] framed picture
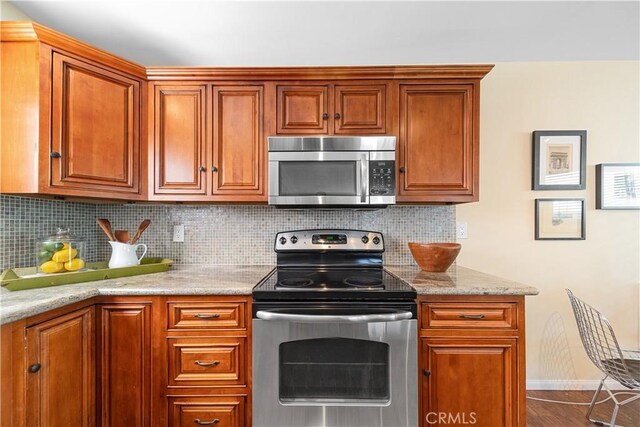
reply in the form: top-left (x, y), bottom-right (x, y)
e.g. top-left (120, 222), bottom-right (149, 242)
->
top-left (596, 163), bottom-right (640, 209)
top-left (535, 198), bottom-right (585, 240)
top-left (532, 130), bottom-right (587, 190)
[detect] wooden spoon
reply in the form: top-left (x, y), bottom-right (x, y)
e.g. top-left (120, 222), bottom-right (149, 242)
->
top-left (114, 230), bottom-right (131, 244)
top-left (97, 218), bottom-right (116, 241)
top-left (130, 219), bottom-right (151, 244)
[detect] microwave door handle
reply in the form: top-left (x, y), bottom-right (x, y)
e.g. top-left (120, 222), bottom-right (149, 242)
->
top-left (360, 155), bottom-right (368, 203)
top-left (256, 311), bottom-right (412, 323)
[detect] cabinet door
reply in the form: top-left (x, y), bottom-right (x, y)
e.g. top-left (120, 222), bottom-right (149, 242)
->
top-left (51, 53), bottom-right (140, 195)
top-left (26, 307), bottom-right (95, 427)
top-left (421, 338), bottom-right (518, 427)
top-left (169, 397), bottom-right (245, 427)
top-left (212, 85), bottom-right (264, 199)
top-left (276, 85), bottom-right (329, 134)
top-left (398, 84), bottom-right (477, 202)
top-left (334, 84), bottom-right (386, 134)
top-left (98, 304), bottom-right (151, 427)
top-left (153, 85), bottom-right (207, 195)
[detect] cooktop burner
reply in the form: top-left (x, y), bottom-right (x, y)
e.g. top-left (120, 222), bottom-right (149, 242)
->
top-left (342, 277), bottom-right (384, 288)
top-left (276, 278), bottom-right (315, 289)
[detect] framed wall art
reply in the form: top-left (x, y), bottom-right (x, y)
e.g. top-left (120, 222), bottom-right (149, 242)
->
top-left (532, 130), bottom-right (587, 190)
top-left (535, 198), bottom-right (585, 240)
top-left (596, 163), bottom-right (640, 209)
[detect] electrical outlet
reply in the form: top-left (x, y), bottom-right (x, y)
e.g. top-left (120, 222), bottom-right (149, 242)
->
top-left (456, 222), bottom-right (468, 239)
top-left (173, 224), bottom-right (185, 242)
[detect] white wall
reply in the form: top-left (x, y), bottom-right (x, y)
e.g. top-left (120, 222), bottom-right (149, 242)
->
top-left (457, 61), bottom-right (640, 388)
top-left (0, 1), bottom-right (30, 20)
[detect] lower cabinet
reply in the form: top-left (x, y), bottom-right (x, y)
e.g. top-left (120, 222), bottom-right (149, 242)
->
top-left (169, 397), bottom-right (246, 427)
top-left (419, 296), bottom-right (525, 427)
top-left (25, 306), bottom-right (95, 427)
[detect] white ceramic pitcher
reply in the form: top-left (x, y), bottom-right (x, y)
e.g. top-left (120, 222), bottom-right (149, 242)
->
top-left (108, 241), bottom-right (147, 268)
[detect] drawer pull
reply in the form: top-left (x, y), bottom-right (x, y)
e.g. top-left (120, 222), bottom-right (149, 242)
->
top-left (195, 360), bottom-right (220, 367)
top-left (194, 313), bottom-right (221, 319)
top-left (458, 314), bottom-right (485, 320)
top-left (194, 419), bottom-right (220, 425)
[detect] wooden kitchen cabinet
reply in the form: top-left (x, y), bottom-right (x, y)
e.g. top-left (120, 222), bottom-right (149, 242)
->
top-left (419, 296), bottom-right (526, 427)
top-left (169, 397), bottom-right (246, 427)
top-left (276, 82), bottom-right (388, 135)
top-left (1, 22), bottom-right (146, 200)
top-left (398, 84), bottom-right (479, 203)
top-left (25, 306), bottom-right (95, 427)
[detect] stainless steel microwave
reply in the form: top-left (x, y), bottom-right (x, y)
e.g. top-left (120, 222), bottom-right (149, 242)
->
top-left (268, 136), bottom-right (396, 207)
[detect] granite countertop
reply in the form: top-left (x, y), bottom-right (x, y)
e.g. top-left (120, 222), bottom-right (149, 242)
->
top-left (0, 265), bottom-right (275, 325)
top-left (0, 264), bottom-right (538, 325)
top-left (386, 265), bottom-right (539, 296)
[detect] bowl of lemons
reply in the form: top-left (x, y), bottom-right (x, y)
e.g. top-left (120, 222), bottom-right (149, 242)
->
top-left (36, 227), bottom-right (86, 274)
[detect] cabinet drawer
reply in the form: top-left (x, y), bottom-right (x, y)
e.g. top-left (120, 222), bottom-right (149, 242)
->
top-left (169, 397), bottom-right (245, 427)
top-left (168, 338), bottom-right (246, 387)
top-left (421, 302), bottom-right (517, 330)
top-left (168, 302), bottom-right (246, 329)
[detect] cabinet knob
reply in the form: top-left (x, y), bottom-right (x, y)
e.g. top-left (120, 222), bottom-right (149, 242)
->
top-left (50, 152), bottom-right (61, 159)
top-left (322, 112), bottom-right (329, 120)
top-left (211, 166), bottom-right (218, 173)
top-left (334, 112), bottom-right (341, 120)
top-left (194, 419), bottom-right (220, 425)
top-left (423, 369), bottom-right (431, 377)
top-left (199, 166), bottom-right (206, 172)
top-left (399, 166), bottom-right (406, 173)
top-left (29, 363), bottom-right (41, 373)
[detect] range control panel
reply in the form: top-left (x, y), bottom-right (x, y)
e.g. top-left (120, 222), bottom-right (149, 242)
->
top-left (369, 160), bottom-right (395, 196)
top-left (275, 229), bottom-right (384, 252)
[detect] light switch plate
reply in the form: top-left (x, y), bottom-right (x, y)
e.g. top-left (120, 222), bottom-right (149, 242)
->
top-left (456, 222), bottom-right (468, 239)
top-left (173, 224), bottom-right (185, 242)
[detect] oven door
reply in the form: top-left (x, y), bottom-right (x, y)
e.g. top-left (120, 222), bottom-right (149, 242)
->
top-left (269, 151), bottom-right (369, 205)
top-left (252, 308), bottom-right (417, 427)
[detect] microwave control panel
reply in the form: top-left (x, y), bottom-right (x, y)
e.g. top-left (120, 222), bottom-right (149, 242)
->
top-left (369, 160), bottom-right (395, 196)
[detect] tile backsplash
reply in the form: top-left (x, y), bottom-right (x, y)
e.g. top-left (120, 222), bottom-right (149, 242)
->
top-left (1, 195), bottom-right (455, 270)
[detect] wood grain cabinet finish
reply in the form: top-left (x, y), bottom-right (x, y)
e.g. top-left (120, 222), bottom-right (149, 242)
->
top-left (398, 84), bottom-right (478, 203)
top-left (51, 53), bottom-right (141, 195)
top-left (168, 302), bottom-right (246, 330)
top-left (421, 338), bottom-right (518, 427)
top-left (334, 84), bottom-right (386, 134)
top-left (153, 85), bottom-right (207, 195)
top-left (276, 85), bottom-right (329, 134)
top-left (97, 303), bottom-right (151, 427)
top-left (169, 397), bottom-right (245, 427)
top-left (421, 302), bottom-right (517, 330)
top-left (211, 85), bottom-right (264, 199)
top-left (25, 306), bottom-right (95, 427)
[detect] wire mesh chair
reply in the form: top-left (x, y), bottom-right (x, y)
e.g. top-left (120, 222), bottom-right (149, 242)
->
top-left (566, 289), bottom-right (640, 426)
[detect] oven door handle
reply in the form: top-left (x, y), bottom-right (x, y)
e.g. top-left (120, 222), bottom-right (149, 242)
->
top-left (255, 310), bottom-right (413, 323)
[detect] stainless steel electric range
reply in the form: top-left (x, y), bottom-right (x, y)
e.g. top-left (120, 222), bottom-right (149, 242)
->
top-left (252, 229), bottom-right (417, 427)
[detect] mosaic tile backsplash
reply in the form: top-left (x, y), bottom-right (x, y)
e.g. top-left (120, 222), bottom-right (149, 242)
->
top-left (0, 195), bottom-right (455, 270)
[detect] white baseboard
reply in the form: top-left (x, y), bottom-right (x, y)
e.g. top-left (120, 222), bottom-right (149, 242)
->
top-left (527, 379), bottom-right (629, 390)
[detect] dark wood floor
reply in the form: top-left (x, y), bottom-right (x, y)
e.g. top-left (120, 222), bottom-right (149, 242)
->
top-left (527, 390), bottom-right (639, 426)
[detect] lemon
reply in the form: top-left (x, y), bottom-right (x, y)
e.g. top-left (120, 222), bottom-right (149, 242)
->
top-left (40, 260), bottom-right (65, 274)
top-left (64, 258), bottom-right (85, 271)
top-left (52, 248), bottom-right (77, 263)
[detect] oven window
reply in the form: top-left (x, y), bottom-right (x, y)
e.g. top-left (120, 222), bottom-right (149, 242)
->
top-left (279, 161), bottom-right (357, 196)
top-left (279, 338), bottom-right (389, 403)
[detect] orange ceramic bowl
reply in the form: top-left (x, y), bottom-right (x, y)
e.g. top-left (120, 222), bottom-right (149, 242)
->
top-left (408, 242), bottom-right (461, 272)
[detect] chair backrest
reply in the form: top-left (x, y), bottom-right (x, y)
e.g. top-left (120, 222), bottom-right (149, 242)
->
top-left (566, 289), bottom-right (638, 389)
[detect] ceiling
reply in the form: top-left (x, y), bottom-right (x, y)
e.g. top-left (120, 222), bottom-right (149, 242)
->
top-left (8, 1), bottom-right (640, 67)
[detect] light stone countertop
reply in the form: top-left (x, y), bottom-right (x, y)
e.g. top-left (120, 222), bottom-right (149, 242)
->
top-left (0, 265), bottom-right (275, 325)
top-left (386, 265), bottom-right (539, 296)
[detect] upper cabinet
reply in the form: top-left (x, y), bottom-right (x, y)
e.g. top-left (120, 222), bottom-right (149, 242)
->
top-left (0, 22), bottom-right (146, 200)
top-left (275, 82), bottom-right (388, 135)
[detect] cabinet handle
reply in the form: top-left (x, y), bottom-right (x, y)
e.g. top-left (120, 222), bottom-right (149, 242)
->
top-left (28, 363), bottom-right (41, 373)
top-left (322, 112), bottom-right (329, 120)
top-left (334, 112), bottom-right (341, 120)
top-left (458, 314), bottom-right (486, 320)
top-left (423, 369), bottom-right (431, 377)
top-left (211, 166), bottom-right (218, 173)
top-left (193, 419), bottom-right (220, 425)
top-left (195, 360), bottom-right (220, 367)
top-left (50, 152), bottom-right (61, 159)
top-left (399, 166), bottom-right (406, 173)
top-left (199, 166), bottom-right (206, 172)
top-left (194, 313), bottom-right (220, 319)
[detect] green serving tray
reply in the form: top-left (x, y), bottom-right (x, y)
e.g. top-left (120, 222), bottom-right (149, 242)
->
top-left (0, 258), bottom-right (174, 292)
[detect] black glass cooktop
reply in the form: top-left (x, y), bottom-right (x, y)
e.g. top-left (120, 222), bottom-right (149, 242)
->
top-left (253, 267), bottom-right (416, 301)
